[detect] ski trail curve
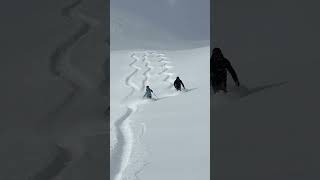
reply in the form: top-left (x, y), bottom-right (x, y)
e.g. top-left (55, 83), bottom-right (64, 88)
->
top-left (49, 0), bottom-right (97, 116)
top-left (111, 107), bottom-right (135, 180)
top-left (157, 54), bottom-right (175, 89)
top-left (122, 54), bottom-right (142, 102)
top-left (112, 53), bottom-right (145, 180)
top-left (112, 51), bottom-right (183, 180)
top-left (30, 146), bottom-right (72, 180)
top-left (128, 54), bottom-right (142, 91)
top-left (112, 51), bottom-right (158, 180)
top-left (35, 0), bottom-right (99, 179)
top-left (141, 53), bottom-right (154, 90)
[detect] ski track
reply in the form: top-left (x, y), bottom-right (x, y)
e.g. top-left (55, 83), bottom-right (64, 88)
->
top-left (127, 54), bottom-right (141, 91)
top-left (121, 53), bottom-right (144, 102)
top-left (34, 0), bottom-right (99, 179)
top-left (112, 52), bottom-right (145, 180)
top-left (112, 51), bottom-right (182, 180)
top-left (158, 55), bottom-right (175, 89)
top-left (141, 53), bottom-right (153, 90)
top-left (111, 107), bottom-right (135, 180)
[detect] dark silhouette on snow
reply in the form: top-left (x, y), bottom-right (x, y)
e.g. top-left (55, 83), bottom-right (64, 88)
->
top-left (239, 81), bottom-right (288, 98)
top-left (174, 77), bottom-right (185, 91)
top-left (143, 86), bottom-right (154, 99)
top-left (211, 48), bottom-right (240, 93)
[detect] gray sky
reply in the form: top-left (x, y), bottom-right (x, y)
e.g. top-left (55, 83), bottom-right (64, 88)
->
top-left (111, 0), bottom-right (210, 41)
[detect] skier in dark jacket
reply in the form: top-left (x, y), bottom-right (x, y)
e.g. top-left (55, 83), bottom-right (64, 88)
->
top-left (143, 86), bottom-right (153, 99)
top-left (173, 77), bottom-right (185, 91)
top-left (211, 48), bottom-right (240, 93)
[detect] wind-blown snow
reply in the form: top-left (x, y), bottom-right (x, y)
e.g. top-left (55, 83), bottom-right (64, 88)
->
top-left (110, 47), bottom-right (210, 180)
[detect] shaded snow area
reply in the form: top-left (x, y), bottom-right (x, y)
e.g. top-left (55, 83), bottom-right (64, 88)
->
top-left (211, 1), bottom-right (320, 178)
top-left (0, 0), bottom-right (109, 179)
top-left (111, 47), bottom-right (210, 180)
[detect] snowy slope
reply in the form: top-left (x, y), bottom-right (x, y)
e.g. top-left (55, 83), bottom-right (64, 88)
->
top-left (110, 7), bottom-right (209, 50)
top-left (0, 0), bottom-right (109, 179)
top-left (110, 8), bottom-right (178, 50)
top-left (211, 53), bottom-right (320, 178)
top-left (211, 1), bottom-right (320, 178)
top-left (110, 47), bottom-right (210, 180)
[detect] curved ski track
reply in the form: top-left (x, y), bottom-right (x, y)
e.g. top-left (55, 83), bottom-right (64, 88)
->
top-left (157, 54), bottom-right (175, 89)
top-left (49, 0), bottom-right (97, 116)
top-left (33, 0), bottom-right (100, 180)
top-left (112, 51), bottom-right (177, 180)
top-left (141, 54), bottom-right (153, 90)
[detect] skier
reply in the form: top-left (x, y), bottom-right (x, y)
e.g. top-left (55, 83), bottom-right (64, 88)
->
top-left (143, 86), bottom-right (154, 99)
top-left (211, 48), bottom-right (240, 93)
top-left (173, 76), bottom-right (185, 91)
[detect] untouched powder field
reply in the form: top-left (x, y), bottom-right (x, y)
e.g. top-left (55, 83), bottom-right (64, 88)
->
top-left (110, 47), bottom-right (210, 180)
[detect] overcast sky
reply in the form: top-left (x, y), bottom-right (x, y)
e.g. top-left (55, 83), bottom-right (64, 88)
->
top-left (111, 0), bottom-right (210, 41)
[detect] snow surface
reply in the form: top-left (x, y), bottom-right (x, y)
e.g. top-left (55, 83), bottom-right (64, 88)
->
top-left (110, 6), bottom-right (209, 51)
top-left (110, 47), bottom-right (210, 180)
top-left (0, 0), bottom-right (109, 179)
top-left (211, 1), bottom-right (320, 178)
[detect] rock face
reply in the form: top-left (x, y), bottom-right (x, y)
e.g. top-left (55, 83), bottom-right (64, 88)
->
top-left (0, 0), bottom-right (109, 179)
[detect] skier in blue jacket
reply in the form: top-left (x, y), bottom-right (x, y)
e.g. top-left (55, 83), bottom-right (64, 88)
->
top-left (143, 86), bottom-right (154, 99)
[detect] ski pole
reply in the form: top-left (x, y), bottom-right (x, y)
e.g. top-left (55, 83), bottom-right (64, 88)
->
top-left (152, 92), bottom-right (159, 98)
